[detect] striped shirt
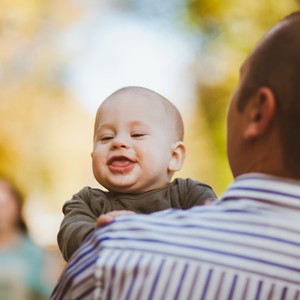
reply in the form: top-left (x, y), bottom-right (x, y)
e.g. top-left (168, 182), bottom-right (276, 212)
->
top-left (51, 173), bottom-right (300, 299)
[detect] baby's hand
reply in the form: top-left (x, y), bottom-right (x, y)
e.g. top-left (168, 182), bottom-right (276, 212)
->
top-left (95, 210), bottom-right (135, 229)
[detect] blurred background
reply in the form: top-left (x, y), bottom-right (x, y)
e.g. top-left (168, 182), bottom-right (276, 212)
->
top-left (1, 0), bottom-right (299, 290)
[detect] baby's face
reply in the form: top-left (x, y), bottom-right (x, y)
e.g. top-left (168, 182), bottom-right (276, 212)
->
top-left (92, 91), bottom-right (176, 193)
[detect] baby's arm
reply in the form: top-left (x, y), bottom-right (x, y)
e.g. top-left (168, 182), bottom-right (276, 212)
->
top-left (96, 210), bottom-right (135, 228)
top-left (57, 190), bottom-right (98, 261)
top-left (183, 178), bottom-right (218, 209)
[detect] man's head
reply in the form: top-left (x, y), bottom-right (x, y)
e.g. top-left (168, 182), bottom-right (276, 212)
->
top-left (92, 86), bottom-right (186, 193)
top-left (227, 12), bottom-right (300, 179)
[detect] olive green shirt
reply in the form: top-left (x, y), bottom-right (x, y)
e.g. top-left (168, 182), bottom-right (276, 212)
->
top-left (57, 178), bottom-right (217, 261)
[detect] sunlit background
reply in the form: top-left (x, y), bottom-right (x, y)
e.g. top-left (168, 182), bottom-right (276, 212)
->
top-left (1, 0), bottom-right (299, 284)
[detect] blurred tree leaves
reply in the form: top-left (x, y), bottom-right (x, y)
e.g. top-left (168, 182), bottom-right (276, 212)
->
top-left (1, 0), bottom-right (299, 204)
top-left (0, 0), bottom-right (94, 207)
top-left (183, 0), bottom-right (300, 194)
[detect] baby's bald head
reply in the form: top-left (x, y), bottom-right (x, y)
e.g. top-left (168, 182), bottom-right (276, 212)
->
top-left (95, 86), bottom-right (184, 143)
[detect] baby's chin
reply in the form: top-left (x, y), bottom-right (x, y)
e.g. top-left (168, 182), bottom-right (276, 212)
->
top-left (100, 172), bottom-right (170, 194)
top-left (103, 180), bottom-right (145, 194)
top-left (105, 180), bottom-right (169, 194)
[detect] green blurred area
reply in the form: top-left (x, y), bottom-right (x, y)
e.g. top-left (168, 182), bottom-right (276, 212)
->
top-left (0, 0), bottom-right (299, 241)
top-left (183, 0), bottom-right (300, 195)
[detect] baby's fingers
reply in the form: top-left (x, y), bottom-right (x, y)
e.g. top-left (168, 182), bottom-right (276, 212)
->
top-left (96, 210), bottom-right (135, 228)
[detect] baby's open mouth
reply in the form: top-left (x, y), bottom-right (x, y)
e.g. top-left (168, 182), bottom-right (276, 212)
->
top-left (109, 157), bottom-right (132, 166)
top-left (107, 156), bottom-right (135, 173)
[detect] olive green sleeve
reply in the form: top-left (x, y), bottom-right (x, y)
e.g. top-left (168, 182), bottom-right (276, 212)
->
top-left (57, 187), bottom-right (98, 262)
top-left (178, 178), bottom-right (217, 209)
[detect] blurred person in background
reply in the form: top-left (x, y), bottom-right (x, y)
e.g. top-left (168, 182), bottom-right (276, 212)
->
top-left (0, 177), bottom-right (52, 300)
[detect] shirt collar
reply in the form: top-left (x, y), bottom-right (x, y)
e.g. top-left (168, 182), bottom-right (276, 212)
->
top-left (220, 173), bottom-right (300, 211)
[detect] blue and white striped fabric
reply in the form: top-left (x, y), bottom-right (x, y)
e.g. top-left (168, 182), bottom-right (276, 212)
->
top-left (51, 173), bottom-right (300, 300)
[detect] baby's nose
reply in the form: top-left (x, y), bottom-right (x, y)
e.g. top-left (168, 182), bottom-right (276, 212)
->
top-left (111, 136), bottom-right (129, 149)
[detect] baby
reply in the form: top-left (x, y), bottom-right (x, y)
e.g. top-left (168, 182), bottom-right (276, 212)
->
top-left (57, 86), bottom-right (217, 261)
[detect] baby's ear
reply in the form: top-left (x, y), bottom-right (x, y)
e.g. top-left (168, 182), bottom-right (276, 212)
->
top-left (168, 141), bottom-right (186, 172)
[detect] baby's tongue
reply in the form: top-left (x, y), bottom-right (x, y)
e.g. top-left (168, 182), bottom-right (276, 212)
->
top-left (111, 158), bottom-right (131, 167)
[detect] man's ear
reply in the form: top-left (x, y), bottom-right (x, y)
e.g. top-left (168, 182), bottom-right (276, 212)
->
top-left (168, 141), bottom-right (186, 172)
top-left (244, 87), bottom-right (276, 140)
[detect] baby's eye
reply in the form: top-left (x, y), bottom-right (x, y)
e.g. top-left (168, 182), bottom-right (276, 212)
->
top-left (131, 133), bottom-right (146, 138)
top-left (100, 136), bottom-right (113, 141)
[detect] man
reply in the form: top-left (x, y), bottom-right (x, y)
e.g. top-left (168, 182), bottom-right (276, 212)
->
top-left (51, 12), bottom-right (300, 299)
